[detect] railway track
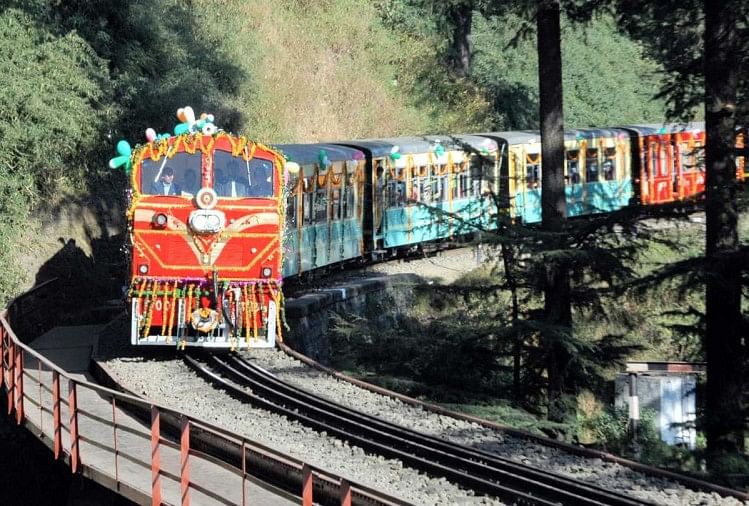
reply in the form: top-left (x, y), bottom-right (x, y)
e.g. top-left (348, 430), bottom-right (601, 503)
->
top-left (184, 352), bottom-right (656, 506)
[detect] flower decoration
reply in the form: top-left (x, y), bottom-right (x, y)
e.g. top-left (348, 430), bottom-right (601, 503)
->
top-left (109, 139), bottom-right (132, 174)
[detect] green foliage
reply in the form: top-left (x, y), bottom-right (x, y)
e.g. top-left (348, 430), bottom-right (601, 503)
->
top-left (471, 13), bottom-right (668, 128)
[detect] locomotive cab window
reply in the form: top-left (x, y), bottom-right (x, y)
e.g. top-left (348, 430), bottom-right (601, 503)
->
top-left (213, 150), bottom-right (274, 198)
top-left (602, 147), bottom-right (617, 181)
top-left (585, 148), bottom-right (599, 183)
top-left (141, 152), bottom-right (201, 196)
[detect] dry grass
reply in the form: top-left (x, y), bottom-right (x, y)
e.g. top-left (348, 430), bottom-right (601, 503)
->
top-left (194, 0), bottom-right (432, 143)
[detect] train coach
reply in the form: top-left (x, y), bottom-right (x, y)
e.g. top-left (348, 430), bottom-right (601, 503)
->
top-left (117, 107), bottom-right (743, 350)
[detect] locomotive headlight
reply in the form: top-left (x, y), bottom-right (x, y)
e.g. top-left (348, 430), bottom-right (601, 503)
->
top-left (261, 266), bottom-right (273, 278)
top-left (138, 264), bottom-right (149, 275)
top-left (188, 209), bottom-right (226, 234)
top-left (152, 213), bottom-right (168, 227)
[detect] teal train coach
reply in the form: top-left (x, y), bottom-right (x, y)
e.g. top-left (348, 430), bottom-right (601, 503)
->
top-left (276, 122), bottom-right (744, 277)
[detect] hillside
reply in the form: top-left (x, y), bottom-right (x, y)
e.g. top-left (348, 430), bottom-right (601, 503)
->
top-left (0, 0), bottom-right (670, 305)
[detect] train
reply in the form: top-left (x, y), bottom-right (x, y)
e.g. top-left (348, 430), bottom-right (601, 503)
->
top-left (115, 107), bottom-right (746, 349)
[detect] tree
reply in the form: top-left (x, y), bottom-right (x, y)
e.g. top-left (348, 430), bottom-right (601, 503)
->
top-left (536, 0), bottom-right (572, 422)
top-left (703, 0), bottom-right (744, 461)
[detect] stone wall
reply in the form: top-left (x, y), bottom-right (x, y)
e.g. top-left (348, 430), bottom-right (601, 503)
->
top-left (283, 274), bottom-right (421, 363)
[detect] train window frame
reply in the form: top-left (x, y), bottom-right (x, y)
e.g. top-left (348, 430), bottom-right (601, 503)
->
top-left (286, 194), bottom-right (298, 228)
top-left (303, 192), bottom-right (313, 225)
top-left (213, 149), bottom-right (275, 199)
top-left (331, 188), bottom-right (342, 221)
top-left (602, 147), bottom-right (617, 181)
top-left (525, 152), bottom-right (540, 190)
top-left (566, 150), bottom-right (581, 185)
top-left (678, 142), bottom-right (697, 173)
top-left (140, 151), bottom-right (202, 196)
top-left (659, 144), bottom-right (669, 177)
top-left (585, 148), bottom-right (599, 183)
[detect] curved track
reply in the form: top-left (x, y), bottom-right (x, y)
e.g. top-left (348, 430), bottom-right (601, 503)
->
top-left (185, 352), bottom-right (656, 506)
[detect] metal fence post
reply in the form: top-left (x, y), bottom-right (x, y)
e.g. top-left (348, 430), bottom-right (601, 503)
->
top-left (6, 340), bottom-right (14, 416)
top-left (69, 380), bottom-right (80, 473)
top-left (302, 464), bottom-right (313, 506)
top-left (0, 326), bottom-right (4, 389)
top-left (112, 397), bottom-right (120, 484)
top-left (151, 406), bottom-right (162, 506)
top-left (340, 478), bottom-right (352, 506)
top-left (180, 416), bottom-right (190, 506)
top-left (14, 345), bottom-right (23, 424)
top-left (53, 371), bottom-right (61, 459)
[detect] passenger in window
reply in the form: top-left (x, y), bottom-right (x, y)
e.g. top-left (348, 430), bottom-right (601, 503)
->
top-left (248, 162), bottom-right (273, 197)
top-left (150, 166), bottom-right (181, 196)
top-left (602, 161), bottom-right (615, 181)
top-left (221, 167), bottom-right (249, 197)
top-left (182, 169), bottom-right (200, 196)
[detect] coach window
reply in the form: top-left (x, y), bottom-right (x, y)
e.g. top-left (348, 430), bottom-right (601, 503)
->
top-left (459, 161), bottom-right (470, 198)
top-left (141, 152), bottom-right (201, 196)
top-left (678, 143), bottom-right (696, 173)
top-left (286, 194), bottom-right (297, 228)
top-left (602, 147), bottom-right (617, 181)
top-left (343, 182), bottom-right (355, 219)
top-left (566, 150), bottom-right (581, 184)
top-left (388, 166), bottom-right (406, 207)
top-left (525, 153), bottom-right (540, 189)
top-left (302, 175), bottom-right (314, 225)
top-left (331, 189), bottom-right (342, 220)
top-left (585, 148), bottom-right (599, 183)
top-left (659, 144), bottom-right (670, 177)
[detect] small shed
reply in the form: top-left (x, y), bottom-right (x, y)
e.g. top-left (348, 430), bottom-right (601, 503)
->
top-left (615, 362), bottom-right (704, 449)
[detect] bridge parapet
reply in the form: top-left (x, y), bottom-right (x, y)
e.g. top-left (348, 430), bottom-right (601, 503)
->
top-left (1, 283), bottom-right (407, 506)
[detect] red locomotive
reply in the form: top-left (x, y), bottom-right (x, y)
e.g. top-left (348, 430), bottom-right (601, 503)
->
top-left (119, 108), bottom-right (291, 349)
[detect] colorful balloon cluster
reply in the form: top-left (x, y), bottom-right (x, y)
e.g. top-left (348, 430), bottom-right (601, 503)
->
top-left (173, 106), bottom-right (217, 136)
top-left (108, 140), bottom-right (132, 174)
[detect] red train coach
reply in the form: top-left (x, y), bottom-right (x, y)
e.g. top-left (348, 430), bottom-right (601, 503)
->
top-left (117, 109), bottom-right (292, 350)
top-left (626, 122), bottom-right (746, 205)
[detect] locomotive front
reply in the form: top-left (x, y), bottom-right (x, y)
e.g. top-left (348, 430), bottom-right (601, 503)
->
top-left (121, 113), bottom-right (289, 349)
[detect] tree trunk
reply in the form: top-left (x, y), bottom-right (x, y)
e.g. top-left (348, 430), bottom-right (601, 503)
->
top-left (448, 2), bottom-right (473, 78)
top-left (703, 0), bottom-right (743, 461)
top-left (536, 0), bottom-right (572, 422)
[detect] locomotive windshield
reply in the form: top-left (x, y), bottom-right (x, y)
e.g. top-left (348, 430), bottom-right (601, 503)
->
top-left (141, 152), bottom-right (202, 196)
top-left (213, 149), bottom-right (274, 198)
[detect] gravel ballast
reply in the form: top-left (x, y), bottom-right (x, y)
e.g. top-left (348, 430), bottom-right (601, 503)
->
top-left (100, 246), bottom-right (748, 505)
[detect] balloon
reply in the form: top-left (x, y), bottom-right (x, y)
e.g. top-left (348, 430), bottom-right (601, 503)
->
top-left (116, 140), bottom-right (131, 157)
top-left (202, 124), bottom-right (217, 135)
top-left (108, 139), bottom-right (132, 173)
top-left (174, 123), bottom-right (190, 135)
top-left (177, 106), bottom-right (196, 124)
top-left (389, 145), bottom-right (401, 161)
top-left (352, 150), bottom-right (364, 160)
top-left (108, 155), bottom-right (130, 169)
top-left (318, 149), bottom-right (331, 168)
top-left (434, 144), bottom-right (446, 157)
top-left (145, 128), bottom-right (156, 142)
top-left (156, 133), bottom-right (170, 141)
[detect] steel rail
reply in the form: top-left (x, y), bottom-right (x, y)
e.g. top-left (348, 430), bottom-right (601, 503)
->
top-left (186, 352), bottom-right (654, 506)
top-left (225, 354), bottom-right (654, 505)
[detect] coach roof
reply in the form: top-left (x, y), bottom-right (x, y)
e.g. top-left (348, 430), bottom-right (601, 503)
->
top-left (273, 143), bottom-right (364, 165)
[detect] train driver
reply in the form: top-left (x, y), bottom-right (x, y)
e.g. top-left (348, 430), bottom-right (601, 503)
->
top-left (150, 166), bottom-right (181, 196)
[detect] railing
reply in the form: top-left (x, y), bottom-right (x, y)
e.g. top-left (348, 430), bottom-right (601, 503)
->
top-left (1, 284), bottom-right (406, 506)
